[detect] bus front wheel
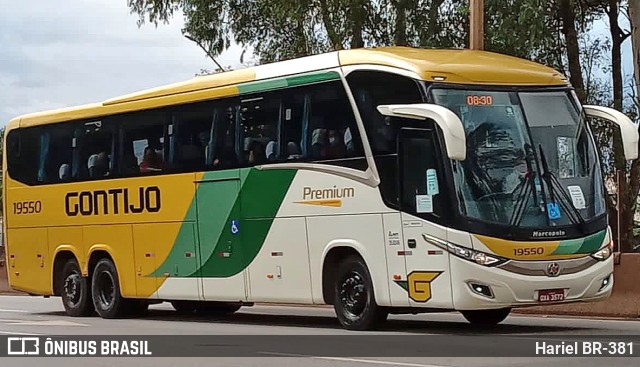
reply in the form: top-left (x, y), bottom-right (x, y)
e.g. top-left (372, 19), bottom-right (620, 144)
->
top-left (60, 259), bottom-right (94, 317)
top-left (91, 258), bottom-right (129, 319)
top-left (333, 256), bottom-right (388, 330)
top-left (461, 308), bottom-right (511, 325)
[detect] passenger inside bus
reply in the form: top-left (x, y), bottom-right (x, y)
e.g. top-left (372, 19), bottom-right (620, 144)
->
top-left (87, 152), bottom-right (110, 178)
top-left (140, 146), bottom-right (164, 173)
top-left (311, 128), bottom-right (328, 158)
top-left (178, 137), bottom-right (204, 171)
top-left (327, 129), bottom-right (346, 158)
top-left (198, 131), bottom-right (211, 165)
top-left (213, 127), bottom-right (237, 169)
top-left (287, 141), bottom-right (302, 160)
top-left (247, 140), bottom-right (266, 165)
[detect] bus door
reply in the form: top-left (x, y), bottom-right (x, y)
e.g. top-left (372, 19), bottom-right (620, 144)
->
top-left (398, 127), bottom-right (454, 308)
top-left (196, 170), bottom-right (247, 302)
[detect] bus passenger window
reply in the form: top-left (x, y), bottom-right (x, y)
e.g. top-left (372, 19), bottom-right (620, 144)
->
top-left (6, 128), bottom-right (40, 185)
top-left (37, 126), bottom-right (74, 184)
top-left (76, 122), bottom-right (114, 180)
top-left (346, 71), bottom-right (423, 156)
top-left (282, 90), bottom-right (305, 161)
top-left (239, 93), bottom-right (281, 166)
top-left (119, 111), bottom-right (167, 177)
top-left (284, 80), bottom-right (365, 169)
top-left (173, 101), bottom-right (215, 172)
top-left (211, 104), bottom-right (239, 170)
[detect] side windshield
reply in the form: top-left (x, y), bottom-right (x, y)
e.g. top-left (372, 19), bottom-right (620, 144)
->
top-left (432, 88), bottom-right (605, 228)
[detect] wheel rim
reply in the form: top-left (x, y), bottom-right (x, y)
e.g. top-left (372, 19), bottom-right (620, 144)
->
top-left (96, 270), bottom-right (115, 309)
top-left (339, 271), bottom-right (367, 317)
top-left (63, 272), bottom-right (82, 306)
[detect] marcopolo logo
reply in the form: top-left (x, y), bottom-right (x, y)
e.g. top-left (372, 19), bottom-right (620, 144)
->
top-left (532, 230), bottom-right (566, 238)
top-left (65, 187), bottom-right (161, 216)
top-left (295, 186), bottom-right (355, 208)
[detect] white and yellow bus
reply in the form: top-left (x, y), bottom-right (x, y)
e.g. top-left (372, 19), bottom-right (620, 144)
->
top-left (3, 47), bottom-right (638, 330)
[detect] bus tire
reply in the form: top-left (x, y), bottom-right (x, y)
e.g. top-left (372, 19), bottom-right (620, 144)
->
top-left (333, 255), bottom-right (388, 330)
top-left (60, 259), bottom-right (94, 317)
top-left (171, 301), bottom-right (197, 314)
top-left (461, 308), bottom-right (511, 325)
top-left (195, 302), bottom-right (241, 315)
top-left (91, 258), bottom-right (129, 319)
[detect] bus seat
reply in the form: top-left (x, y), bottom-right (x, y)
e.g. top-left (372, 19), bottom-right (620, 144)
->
top-left (266, 141), bottom-right (278, 161)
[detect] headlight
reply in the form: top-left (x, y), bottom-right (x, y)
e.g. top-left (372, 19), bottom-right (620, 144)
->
top-left (591, 241), bottom-right (613, 261)
top-left (422, 234), bottom-right (507, 267)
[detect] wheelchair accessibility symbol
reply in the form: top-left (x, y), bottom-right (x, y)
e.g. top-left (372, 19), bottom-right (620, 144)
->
top-left (547, 202), bottom-right (561, 220)
top-left (231, 220), bottom-right (240, 235)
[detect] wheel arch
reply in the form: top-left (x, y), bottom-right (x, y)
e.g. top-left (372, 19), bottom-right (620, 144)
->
top-left (87, 245), bottom-right (119, 290)
top-left (320, 240), bottom-right (389, 306)
top-left (52, 247), bottom-right (81, 297)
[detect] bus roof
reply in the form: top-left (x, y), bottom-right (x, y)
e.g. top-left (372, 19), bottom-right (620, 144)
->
top-left (7, 47), bottom-right (568, 129)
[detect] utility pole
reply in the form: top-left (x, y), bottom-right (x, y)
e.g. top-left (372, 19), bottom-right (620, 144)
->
top-left (470, 0), bottom-right (484, 50)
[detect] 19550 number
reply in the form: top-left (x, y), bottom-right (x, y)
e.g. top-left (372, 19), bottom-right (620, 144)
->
top-left (13, 201), bottom-right (42, 215)
top-left (513, 247), bottom-right (545, 256)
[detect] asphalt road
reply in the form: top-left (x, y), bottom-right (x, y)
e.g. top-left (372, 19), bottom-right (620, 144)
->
top-left (0, 295), bottom-right (638, 367)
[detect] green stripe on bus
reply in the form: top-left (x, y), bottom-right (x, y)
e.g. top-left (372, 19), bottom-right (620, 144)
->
top-left (551, 229), bottom-right (606, 255)
top-left (285, 71), bottom-right (341, 87)
top-left (575, 229), bottom-right (607, 253)
top-left (238, 79), bottom-right (288, 95)
top-left (149, 170), bottom-right (242, 277)
top-left (237, 71), bottom-right (340, 95)
top-left (194, 168), bottom-right (297, 277)
top-left (148, 168), bottom-right (297, 278)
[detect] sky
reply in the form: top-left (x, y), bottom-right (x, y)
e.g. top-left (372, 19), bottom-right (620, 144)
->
top-left (0, 0), bottom-right (245, 126)
top-left (0, 1), bottom-right (635, 127)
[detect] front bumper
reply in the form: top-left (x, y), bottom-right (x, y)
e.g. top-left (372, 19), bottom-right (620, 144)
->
top-left (449, 255), bottom-right (613, 310)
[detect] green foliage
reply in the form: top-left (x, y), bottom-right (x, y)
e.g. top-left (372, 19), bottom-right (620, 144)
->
top-left (129, 1), bottom-right (468, 62)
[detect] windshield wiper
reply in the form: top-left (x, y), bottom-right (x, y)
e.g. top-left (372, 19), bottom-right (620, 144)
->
top-left (509, 144), bottom-right (539, 227)
top-left (537, 144), bottom-right (587, 231)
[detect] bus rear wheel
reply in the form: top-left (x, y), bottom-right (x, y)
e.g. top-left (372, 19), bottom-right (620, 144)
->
top-left (60, 259), bottom-right (94, 317)
top-left (333, 256), bottom-right (388, 331)
top-left (91, 258), bottom-right (130, 319)
top-left (461, 308), bottom-right (511, 325)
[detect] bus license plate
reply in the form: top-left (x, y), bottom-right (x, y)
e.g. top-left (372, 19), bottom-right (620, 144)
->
top-left (538, 289), bottom-right (565, 302)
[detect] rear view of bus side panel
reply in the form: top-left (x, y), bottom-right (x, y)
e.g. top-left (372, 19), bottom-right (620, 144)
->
top-left (6, 227), bottom-right (51, 295)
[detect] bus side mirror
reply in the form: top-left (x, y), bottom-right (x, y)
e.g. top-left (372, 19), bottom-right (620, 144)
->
top-left (377, 103), bottom-right (466, 161)
top-left (583, 105), bottom-right (639, 160)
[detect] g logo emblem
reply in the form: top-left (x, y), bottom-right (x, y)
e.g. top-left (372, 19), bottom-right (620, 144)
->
top-left (395, 271), bottom-right (442, 302)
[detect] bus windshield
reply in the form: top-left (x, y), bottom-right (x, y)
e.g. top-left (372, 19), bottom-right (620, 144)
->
top-left (432, 88), bottom-right (606, 228)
